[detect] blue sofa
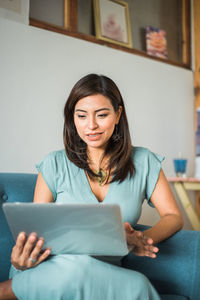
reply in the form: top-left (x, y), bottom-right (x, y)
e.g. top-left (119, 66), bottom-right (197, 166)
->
top-left (0, 173), bottom-right (200, 300)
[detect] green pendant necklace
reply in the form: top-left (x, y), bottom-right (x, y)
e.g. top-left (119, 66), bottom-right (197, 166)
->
top-left (96, 168), bottom-right (107, 186)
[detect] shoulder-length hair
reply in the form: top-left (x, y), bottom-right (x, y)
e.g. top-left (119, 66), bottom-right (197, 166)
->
top-left (63, 73), bottom-right (134, 183)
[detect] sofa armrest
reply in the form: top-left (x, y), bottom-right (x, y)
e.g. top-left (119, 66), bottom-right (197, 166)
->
top-left (122, 225), bottom-right (200, 300)
top-left (0, 173), bottom-right (37, 282)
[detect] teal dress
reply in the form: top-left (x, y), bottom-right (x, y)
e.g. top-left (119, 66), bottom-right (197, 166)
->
top-left (10, 147), bottom-right (163, 300)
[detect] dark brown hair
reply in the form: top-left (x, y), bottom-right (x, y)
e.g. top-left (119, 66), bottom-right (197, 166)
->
top-left (63, 73), bottom-right (134, 183)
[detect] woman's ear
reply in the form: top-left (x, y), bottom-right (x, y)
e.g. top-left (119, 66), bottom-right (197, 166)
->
top-left (116, 106), bottom-right (123, 124)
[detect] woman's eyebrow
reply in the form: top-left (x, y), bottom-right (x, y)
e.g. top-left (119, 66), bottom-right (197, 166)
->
top-left (75, 109), bottom-right (87, 113)
top-left (75, 108), bottom-right (111, 113)
top-left (95, 108), bottom-right (110, 112)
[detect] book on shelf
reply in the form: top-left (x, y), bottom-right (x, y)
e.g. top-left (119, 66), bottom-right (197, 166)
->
top-left (146, 26), bottom-right (168, 59)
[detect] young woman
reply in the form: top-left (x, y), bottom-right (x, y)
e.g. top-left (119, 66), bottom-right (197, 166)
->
top-left (0, 74), bottom-right (183, 300)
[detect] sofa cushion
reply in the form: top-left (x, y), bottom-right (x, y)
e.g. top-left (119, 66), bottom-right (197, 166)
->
top-left (122, 224), bottom-right (200, 300)
top-left (160, 295), bottom-right (188, 300)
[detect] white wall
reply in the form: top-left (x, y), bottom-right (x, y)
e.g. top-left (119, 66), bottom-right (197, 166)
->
top-left (0, 18), bottom-right (195, 228)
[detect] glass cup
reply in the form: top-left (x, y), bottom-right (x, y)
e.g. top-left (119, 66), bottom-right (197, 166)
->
top-left (173, 159), bottom-right (187, 177)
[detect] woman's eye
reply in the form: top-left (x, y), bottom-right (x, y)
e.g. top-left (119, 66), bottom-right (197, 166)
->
top-left (77, 115), bottom-right (86, 119)
top-left (98, 114), bottom-right (108, 118)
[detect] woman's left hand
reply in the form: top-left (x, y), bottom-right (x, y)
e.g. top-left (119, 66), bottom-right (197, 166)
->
top-left (124, 222), bottom-right (159, 258)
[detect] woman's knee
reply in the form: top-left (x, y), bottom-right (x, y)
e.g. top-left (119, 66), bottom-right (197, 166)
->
top-left (130, 271), bottom-right (159, 298)
top-left (46, 255), bottom-right (93, 297)
top-left (12, 255), bottom-right (93, 300)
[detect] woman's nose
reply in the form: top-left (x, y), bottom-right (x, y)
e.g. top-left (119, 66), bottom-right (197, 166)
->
top-left (88, 116), bottom-right (98, 130)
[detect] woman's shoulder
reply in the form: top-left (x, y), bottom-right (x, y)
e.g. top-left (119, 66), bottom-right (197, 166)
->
top-left (37, 149), bottom-right (69, 168)
top-left (131, 146), bottom-right (151, 159)
top-left (44, 149), bottom-right (66, 161)
top-left (131, 146), bottom-right (164, 165)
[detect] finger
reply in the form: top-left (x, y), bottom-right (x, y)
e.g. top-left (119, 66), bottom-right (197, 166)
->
top-left (14, 232), bottom-right (27, 255)
top-left (134, 248), bottom-right (157, 258)
top-left (135, 231), bottom-right (147, 246)
top-left (136, 232), bottom-right (154, 246)
top-left (135, 231), bottom-right (146, 241)
top-left (35, 248), bottom-right (51, 266)
top-left (22, 233), bottom-right (37, 260)
top-left (11, 232), bottom-right (27, 268)
top-left (140, 244), bottom-right (159, 258)
top-left (135, 231), bottom-right (143, 237)
top-left (144, 236), bottom-right (154, 245)
top-left (26, 237), bottom-right (45, 267)
top-left (146, 252), bottom-right (157, 258)
top-left (124, 222), bottom-right (134, 233)
top-left (144, 248), bottom-right (158, 258)
top-left (144, 245), bottom-right (159, 253)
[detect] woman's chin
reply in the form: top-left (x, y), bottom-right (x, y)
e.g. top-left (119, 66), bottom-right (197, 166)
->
top-left (86, 141), bottom-right (107, 151)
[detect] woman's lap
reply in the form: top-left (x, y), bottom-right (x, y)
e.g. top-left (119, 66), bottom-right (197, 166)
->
top-left (10, 255), bottom-right (160, 300)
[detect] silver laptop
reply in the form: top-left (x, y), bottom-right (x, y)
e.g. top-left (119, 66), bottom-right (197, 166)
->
top-left (3, 203), bottom-right (129, 256)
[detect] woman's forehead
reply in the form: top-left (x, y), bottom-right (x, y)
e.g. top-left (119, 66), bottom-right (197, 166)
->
top-left (75, 94), bottom-right (113, 110)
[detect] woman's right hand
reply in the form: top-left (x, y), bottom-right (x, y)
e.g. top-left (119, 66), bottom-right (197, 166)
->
top-left (11, 232), bottom-right (51, 270)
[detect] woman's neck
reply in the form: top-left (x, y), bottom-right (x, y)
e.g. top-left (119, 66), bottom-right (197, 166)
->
top-left (87, 148), bottom-right (108, 171)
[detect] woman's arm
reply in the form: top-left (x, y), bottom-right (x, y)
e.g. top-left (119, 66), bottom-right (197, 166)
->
top-left (143, 169), bottom-right (184, 243)
top-left (11, 173), bottom-right (53, 270)
top-left (0, 280), bottom-right (17, 300)
top-left (33, 172), bottom-right (54, 203)
top-left (125, 169), bottom-right (183, 258)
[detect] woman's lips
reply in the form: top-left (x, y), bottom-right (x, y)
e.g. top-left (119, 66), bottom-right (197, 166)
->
top-left (86, 133), bottom-right (103, 141)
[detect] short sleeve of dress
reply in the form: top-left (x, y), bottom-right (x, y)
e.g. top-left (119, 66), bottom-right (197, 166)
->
top-left (145, 150), bottom-right (165, 207)
top-left (35, 152), bottom-right (57, 201)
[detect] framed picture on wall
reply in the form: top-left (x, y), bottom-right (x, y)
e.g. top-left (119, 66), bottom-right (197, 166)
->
top-left (93, 0), bottom-right (132, 49)
top-left (0, 0), bottom-right (21, 13)
top-left (146, 26), bottom-right (168, 59)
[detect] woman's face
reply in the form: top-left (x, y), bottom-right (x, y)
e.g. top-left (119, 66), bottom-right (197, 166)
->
top-left (74, 94), bottom-right (122, 151)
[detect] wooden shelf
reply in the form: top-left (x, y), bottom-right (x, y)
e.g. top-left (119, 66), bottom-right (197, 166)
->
top-left (29, 18), bottom-right (191, 70)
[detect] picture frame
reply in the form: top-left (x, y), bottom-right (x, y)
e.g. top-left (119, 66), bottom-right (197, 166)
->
top-left (0, 0), bottom-right (29, 24)
top-left (146, 26), bottom-right (168, 59)
top-left (93, 0), bottom-right (132, 49)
